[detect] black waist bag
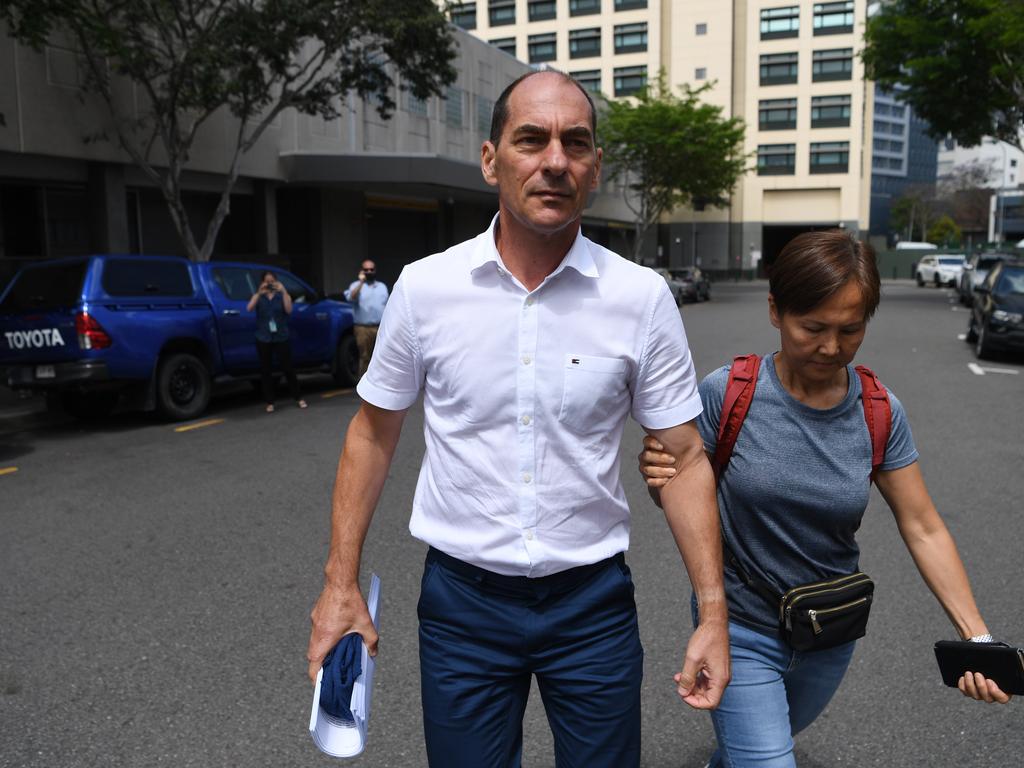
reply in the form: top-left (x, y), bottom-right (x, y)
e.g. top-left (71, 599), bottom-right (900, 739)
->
top-left (728, 548), bottom-right (875, 652)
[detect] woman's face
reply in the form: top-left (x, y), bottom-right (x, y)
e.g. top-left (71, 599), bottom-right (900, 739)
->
top-left (769, 280), bottom-right (869, 384)
top-left (262, 273), bottom-right (276, 288)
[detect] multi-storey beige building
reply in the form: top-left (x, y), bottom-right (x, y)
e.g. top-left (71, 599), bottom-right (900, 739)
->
top-left (449, 0), bottom-right (874, 273)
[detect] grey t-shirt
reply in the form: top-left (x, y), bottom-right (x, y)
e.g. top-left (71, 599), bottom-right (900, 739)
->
top-left (696, 353), bottom-right (919, 635)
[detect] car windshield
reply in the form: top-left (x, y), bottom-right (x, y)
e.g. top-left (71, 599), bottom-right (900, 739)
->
top-left (995, 268), bottom-right (1024, 296)
top-left (977, 257), bottom-right (1002, 270)
top-left (938, 257), bottom-right (965, 265)
top-left (671, 270), bottom-right (694, 280)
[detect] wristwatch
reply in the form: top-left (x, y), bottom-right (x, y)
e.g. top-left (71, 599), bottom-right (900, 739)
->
top-left (968, 633), bottom-right (995, 643)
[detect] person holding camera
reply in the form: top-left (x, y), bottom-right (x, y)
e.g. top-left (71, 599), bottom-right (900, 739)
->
top-left (247, 270), bottom-right (306, 413)
top-left (344, 259), bottom-right (389, 379)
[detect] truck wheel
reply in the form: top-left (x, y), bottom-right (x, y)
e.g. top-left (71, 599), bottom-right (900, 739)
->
top-left (55, 391), bottom-right (119, 420)
top-left (332, 333), bottom-right (359, 387)
top-left (156, 353), bottom-right (211, 420)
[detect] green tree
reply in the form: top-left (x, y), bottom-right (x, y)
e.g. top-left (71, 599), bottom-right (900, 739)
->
top-left (600, 73), bottom-right (748, 263)
top-left (863, 0), bottom-right (1024, 151)
top-left (890, 184), bottom-right (939, 242)
top-left (927, 215), bottom-right (962, 247)
top-left (0, 0), bottom-right (456, 261)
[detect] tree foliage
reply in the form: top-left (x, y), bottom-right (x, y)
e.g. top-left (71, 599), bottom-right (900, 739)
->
top-left (0, 0), bottom-right (457, 260)
top-left (599, 73), bottom-right (748, 262)
top-left (927, 215), bottom-right (962, 247)
top-left (891, 184), bottom-right (940, 242)
top-left (863, 0), bottom-right (1024, 151)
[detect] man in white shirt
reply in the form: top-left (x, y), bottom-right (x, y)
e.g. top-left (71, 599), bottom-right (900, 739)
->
top-left (343, 259), bottom-right (389, 379)
top-left (307, 70), bottom-right (728, 767)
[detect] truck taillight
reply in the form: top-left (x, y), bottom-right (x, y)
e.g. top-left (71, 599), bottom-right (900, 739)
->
top-left (75, 312), bottom-right (112, 350)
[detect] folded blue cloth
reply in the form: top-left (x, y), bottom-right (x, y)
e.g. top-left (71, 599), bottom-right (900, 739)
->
top-left (319, 633), bottom-right (363, 723)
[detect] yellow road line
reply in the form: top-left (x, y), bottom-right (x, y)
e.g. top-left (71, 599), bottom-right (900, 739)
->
top-left (0, 467), bottom-right (18, 476)
top-left (173, 418), bottom-right (225, 433)
top-left (321, 388), bottom-right (354, 399)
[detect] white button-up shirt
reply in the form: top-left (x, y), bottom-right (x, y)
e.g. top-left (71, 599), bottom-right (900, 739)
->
top-left (357, 216), bottom-right (702, 577)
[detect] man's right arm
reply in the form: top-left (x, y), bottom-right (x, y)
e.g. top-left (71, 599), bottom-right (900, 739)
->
top-left (306, 402), bottom-right (407, 681)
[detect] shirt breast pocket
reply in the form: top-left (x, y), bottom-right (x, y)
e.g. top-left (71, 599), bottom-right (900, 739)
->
top-left (558, 354), bottom-right (630, 433)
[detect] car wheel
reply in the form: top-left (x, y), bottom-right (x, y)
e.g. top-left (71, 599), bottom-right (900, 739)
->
top-left (965, 314), bottom-right (978, 343)
top-left (974, 323), bottom-right (995, 360)
top-left (332, 333), bottom-right (359, 386)
top-left (54, 390), bottom-right (119, 420)
top-left (916, 272), bottom-right (924, 286)
top-left (934, 274), bottom-right (942, 287)
top-left (156, 352), bottom-right (211, 421)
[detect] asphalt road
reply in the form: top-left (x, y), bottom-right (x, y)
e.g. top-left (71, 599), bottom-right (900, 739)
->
top-left (1, 280), bottom-right (1021, 768)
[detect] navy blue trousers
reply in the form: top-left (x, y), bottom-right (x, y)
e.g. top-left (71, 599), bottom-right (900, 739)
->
top-left (418, 548), bottom-right (643, 768)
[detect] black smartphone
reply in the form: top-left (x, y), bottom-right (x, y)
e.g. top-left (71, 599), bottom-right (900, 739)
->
top-left (934, 640), bottom-right (1024, 695)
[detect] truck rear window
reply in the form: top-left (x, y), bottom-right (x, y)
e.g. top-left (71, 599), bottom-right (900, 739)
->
top-left (101, 258), bottom-right (194, 297)
top-left (0, 260), bottom-right (88, 314)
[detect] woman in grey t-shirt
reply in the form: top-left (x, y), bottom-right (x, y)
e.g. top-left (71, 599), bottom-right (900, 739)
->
top-left (643, 230), bottom-right (1009, 768)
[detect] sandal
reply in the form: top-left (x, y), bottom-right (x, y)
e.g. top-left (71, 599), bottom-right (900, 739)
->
top-left (297, 399), bottom-right (308, 409)
top-left (265, 404), bottom-right (275, 413)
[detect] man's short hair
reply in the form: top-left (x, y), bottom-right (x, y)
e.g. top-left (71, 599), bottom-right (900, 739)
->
top-left (489, 71), bottom-right (597, 147)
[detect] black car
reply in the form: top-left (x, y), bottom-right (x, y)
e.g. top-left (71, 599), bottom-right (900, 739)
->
top-left (966, 260), bottom-right (1024, 359)
top-left (669, 267), bottom-right (711, 302)
top-left (958, 253), bottom-right (1008, 306)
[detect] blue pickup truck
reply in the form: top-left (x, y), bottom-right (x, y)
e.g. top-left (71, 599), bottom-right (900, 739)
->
top-left (0, 254), bottom-right (359, 420)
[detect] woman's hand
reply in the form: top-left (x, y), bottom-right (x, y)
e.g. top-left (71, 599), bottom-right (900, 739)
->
top-left (958, 671), bottom-right (1013, 704)
top-left (638, 435), bottom-right (677, 488)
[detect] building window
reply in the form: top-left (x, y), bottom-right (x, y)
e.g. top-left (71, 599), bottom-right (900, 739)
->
top-left (810, 141), bottom-right (849, 173)
top-left (874, 102), bottom-right (890, 116)
top-left (528, 0), bottom-right (557, 22)
top-left (812, 48), bottom-right (853, 81)
top-left (760, 52), bottom-right (799, 85)
top-left (696, 23), bottom-right (707, 35)
top-left (614, 65), bottom-right (647, 97)
top-left (614, 23), bottom-right (648, 54)
top-left (572, 69), bottom-right (601, 93)
top-left (758, 144), bottom-right (797, 175)
top-left (569, 28), bottom-right (601, 59)
top-left (528, 32), bottom-right (557, 63)
top-left (760, 6), bottom-right (800, 39)
top-left (445, 86), bottom-right (464, 128)
top-left (759, 98), bottom-right (797, 130)
top-left (695, 67), bottom-right (707, 80)
top-left (489, 0), bottom-right (515, 27)
top-left (813, 2), bottom-right (854, 35)
top-left (570, 0), bottom-right (601, 15)
top-left (477, 96), bottom-right (494, 135)
top-left (450, 2), bottom-right (477, 30)
top-left (405, 91), bottom-right (429, 116)
top-left (490, 37), bottom-right (516, 57)
top-left (874, 119), bottom-right (902, 136)
top-left (615, 0), bottom-right (647, 9)
top-left (890, 104), bottom-right (905, 118)
top-left (810, 94), bottom-right (851, 127)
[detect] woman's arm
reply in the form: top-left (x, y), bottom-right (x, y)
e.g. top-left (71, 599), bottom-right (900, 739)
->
top-left (246, 292), bottom-right (260, 312)
top-left (875, 462), bottom-right (1011, 703)
top-left (279, 283), bottom-right (293, 314)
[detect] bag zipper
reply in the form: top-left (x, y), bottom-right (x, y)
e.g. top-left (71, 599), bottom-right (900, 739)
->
top-left (806, 597), bottom-right (870, 635)
top-left (782, 577), bottom-right (873, 627)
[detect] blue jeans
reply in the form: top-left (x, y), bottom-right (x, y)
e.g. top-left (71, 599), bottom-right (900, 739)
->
top-left (694, 601), bottom-right (856, 767)
top-left (418, 548), bottom-right (643, 768)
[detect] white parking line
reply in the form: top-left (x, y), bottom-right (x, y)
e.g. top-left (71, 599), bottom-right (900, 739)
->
top-left (968, 363), bottom-right (1020, 376)
top-left (957, 333), bottom-right (967, 340)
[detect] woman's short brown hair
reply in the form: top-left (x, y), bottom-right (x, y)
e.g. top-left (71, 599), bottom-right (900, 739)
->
top-left (768, 229), bottom-right (881, 319)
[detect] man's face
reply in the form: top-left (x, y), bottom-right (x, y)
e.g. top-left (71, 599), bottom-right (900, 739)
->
top-left (361, 262), bottom-right (376, 282)
top-left (481, 74), bottom-right (602, 237)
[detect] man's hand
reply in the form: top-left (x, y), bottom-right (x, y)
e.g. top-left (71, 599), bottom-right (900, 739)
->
top-left (307, 580), bottom-right (379, 682)
top-left (638, 435), bottom-right (676, 488)
top-left (674, 615), bottom-right (730, 709)
top-left (358, 270), bottom-right (366, 283)
top-left (958, 672), bottom-right (1012, 704)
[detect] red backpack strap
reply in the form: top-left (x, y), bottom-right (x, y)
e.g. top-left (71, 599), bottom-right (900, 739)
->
top-left (712, 354), bottom-right (762, 483)
top-left (855, 364), bottom-right (892, 483)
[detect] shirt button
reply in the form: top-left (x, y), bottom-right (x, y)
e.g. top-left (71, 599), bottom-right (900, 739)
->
top-left (521, 355), bottom-right (532, 365)
top-left (525, 298), bottom-right (535, 307)
top-left (521, 415), bottom-right (531, 426)
top-left (526, 530), bottom-right (534, 540)
top-left (522, 473), bottom-right (532, 484)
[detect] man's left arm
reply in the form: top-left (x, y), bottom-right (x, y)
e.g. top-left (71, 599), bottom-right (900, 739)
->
top-left (645, 419), bottom-right (730, 710)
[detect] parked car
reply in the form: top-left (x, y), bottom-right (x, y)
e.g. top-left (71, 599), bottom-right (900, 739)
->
top-left (965, 259), bottom-right (1024, 359)
top-left (669, 267), bottom-right (711, 302)
top-left (0, 255), bottom-right (359, 420)
top-left (915, 254), bottom-right (966, 287)
top-left (958, 253), bottom-right (1008, 306)
top-left (652, 268), bottom-right (688, 307)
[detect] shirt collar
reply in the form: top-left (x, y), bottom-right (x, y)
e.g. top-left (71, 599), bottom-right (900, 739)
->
top-left (469, 213), bottom-right (600, 280)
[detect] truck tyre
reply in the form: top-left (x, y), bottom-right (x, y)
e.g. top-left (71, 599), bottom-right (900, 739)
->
top-left (156, 353), bottom-right (211, 420)
top-left (332, 333), bottom-right (359, 387)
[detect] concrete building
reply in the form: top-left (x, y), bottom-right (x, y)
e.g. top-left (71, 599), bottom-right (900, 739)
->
top-left (448, 0), bottom-right (877, 274)
top-left (868, 84), bottom-right (939, 247)
top-left (0, 24), bottom-right (635, 291)
top-left (938, 136), bottom-right (1024, 245)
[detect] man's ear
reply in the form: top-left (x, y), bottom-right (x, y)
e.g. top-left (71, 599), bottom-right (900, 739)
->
top-left (590, 146), bottom-right (603, 190)
top-left (481, 141), bottom-right (498, 187)
top-left (768, 293), bottom-right (782, 329)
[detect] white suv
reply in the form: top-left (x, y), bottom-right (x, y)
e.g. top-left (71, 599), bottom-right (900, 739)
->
top-left (916, 254), bottom-right (966, 287)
